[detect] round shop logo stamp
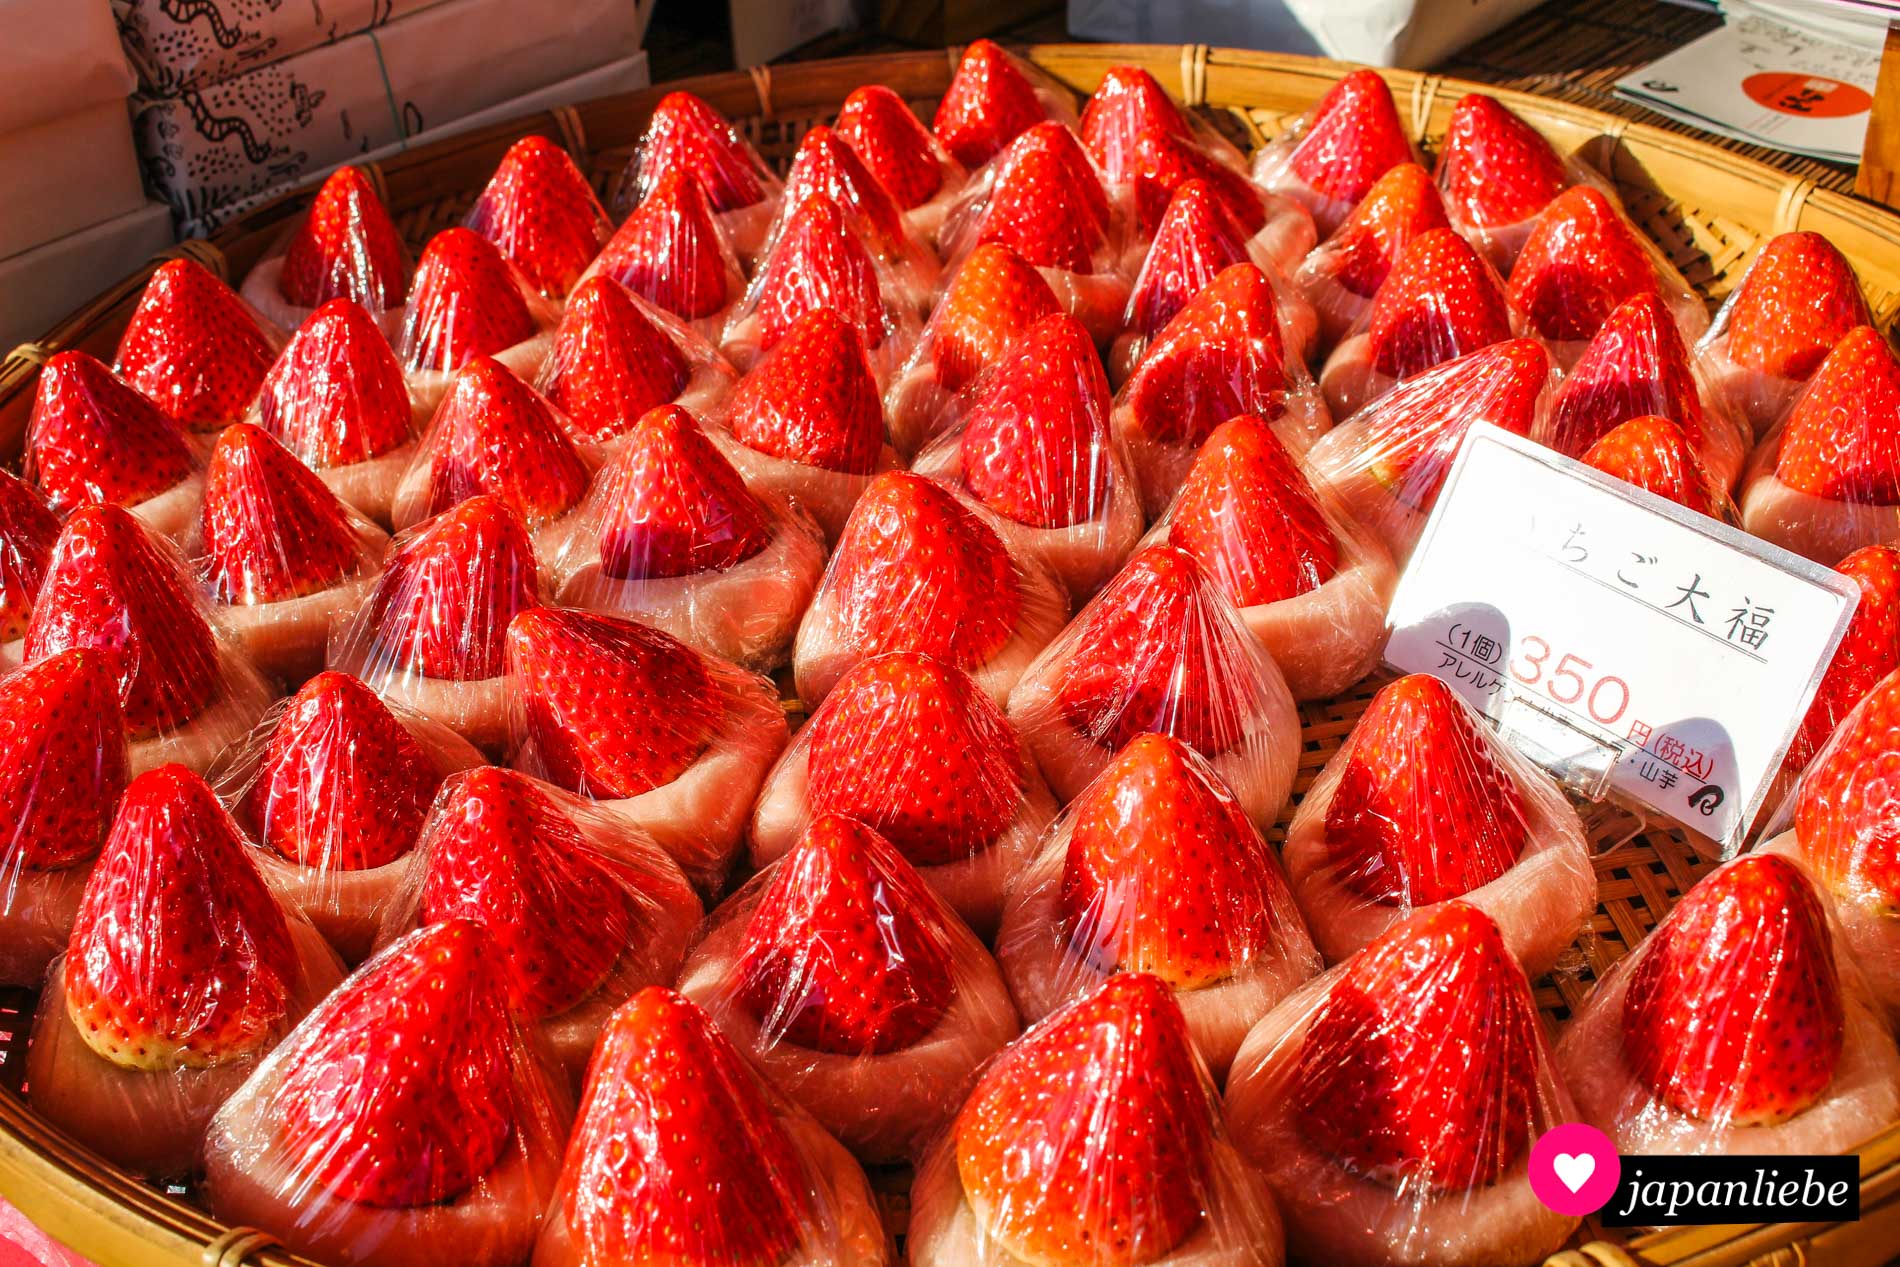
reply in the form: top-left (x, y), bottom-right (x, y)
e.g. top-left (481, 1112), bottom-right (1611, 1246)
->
top-left (1529, 1123), bottom-right (1621, 1216)
top-left (1742, 72), bottom-right (1873, 119)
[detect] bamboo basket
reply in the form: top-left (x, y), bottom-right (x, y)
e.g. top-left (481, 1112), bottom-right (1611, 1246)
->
top-left (0, 42), bottom-right (1897, 1267)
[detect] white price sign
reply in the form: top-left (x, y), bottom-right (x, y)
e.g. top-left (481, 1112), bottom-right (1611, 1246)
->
top-left (1384, 425), bottom-right (1859, 852)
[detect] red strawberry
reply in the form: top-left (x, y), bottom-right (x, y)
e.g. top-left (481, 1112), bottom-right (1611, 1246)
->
top-left (1581, 415), bottom-right (1721, 515)
top-left (417, 356), bottom-right (589, 526)
top-left (725, 309), bottom-right (886, 475)
top-left (824, 472), bottom-right (1022, 670)
top-left (1623, 854), bottom-right (1844, 1124)
top-left (955, 974), bottom-right (1214, 1266)
top-left (505, 606), bottom-right (719, 799)
top-left (278, 165), bottom-right (407, 311)
top-left (1773, 326), bottom-right (1900, 501)
top-left (538, 277), bottom-right (690, 445)
top-left (593, 169), bottom-right (735, 322)
top-left (25, 506), bottom-right (219, 735)
top-left (750, 194), bottom-right (886, 352)
top-left (1782, 544), bottom-right (1900, 780)
top-left (1079, 64), bottom-right (1193, 182)
top-left (1122, 263), bottom-right (1289, 447)
top-left (1063, 733), bottom-right (1296, 989)
top-left (1322, 674), bottom-right (1527, 906)
top-left (1014, 122), bottom-right (1113, 230)
top-left (1725, 232), bottom-right (1872, 380)
top-left (399, 227), bottom-right (539, 375)
top-left (1316, 161), bottom-right (1450, 299)
top-left (65, 764), bottom-right (296, 1069)
top-left (1056, 545), bottom-right (1260, 754)
top-left (928, 243), bottom-right (1062, 394)
top-left (737, 813), bottom-right (955, 1052)
top-left (361, 494), bottom-right (538, 680)
top-left (1127, 178), bottom-right (1252, 339)
top-left (634, 91), bottom-right (768, 213)
top-left (1436, 94), bottom-right (1568, 230)
top-left (200, 423), bottom-right (366, 605)
top-left (420, 767), bottom-right (639, 1018)
top-left (1291, 902), bottom-right (1537, 1190)
top-left (277, 919), bottom-right (518, 1206)
top-left (836, 85), bottom-right (946, 210)
top-left (1546, 292), bottom-right (1709, 458)
top-left (465, 136), bottom-right (610, 298)
top-left (1288, 69), bottom-right (1413, 207)
top-left (1795, 670), bottom-right (1900, 909)
top-left (934, 39), bottom-right (1048, 169)
top-left (1507, 186), bottom-right (1660, 342)
top-left (0, 473), bottom-right (59, 641)
top-left (243, 671), bottom-right (441, 871)
top-left (256, 298), bottom-right (416, 468)
top-left (594, 404), bottom-right (773, 580)
top-left (27, 351), bottom-right (194, 516)
top-left (976, 134), bottom-right (1108, 274)
top-left (780, 124), bottom-right (909, 255)
top-left (114, 258), bottom-right (276, 432)
top-left (558, 988), bottom-right (815, 1263)
top-left (1367, 227), bottom-right (1514, 380)
top-left (805, 652), bottom-right (1027, 866)
top-left (1126, 129), bottom-right (1266, 238)
top-left (0, 649), bottom-right (127, 871)
top-left (958, 313), bottom-right (1113, 529)
top-left (1358, 338), bottom-right (1549, 508)
top-left (1166, 414), bottom-right (1339, 606)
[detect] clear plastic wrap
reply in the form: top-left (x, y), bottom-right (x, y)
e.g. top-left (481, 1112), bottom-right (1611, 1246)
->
top-left (0, 472), bottom-right (59, 661)
top-left (709, 307), bottom-right (900, 543)
top-left (23, 504), bottom-right (275, 777)
top-left (619, 90), bottom-right (783, 265)
top-left (240, 165), bottom-right (409, 338)
top-left (463, 135), bottom-right (612, 299)
top-left (1317, 225), bottom-right (1519, 420)
top-left (326, 493), bottom-right (542, 754)
top-left (773, 124), bottom-right (940, 311)
top-left (378, 766), bottom-right (701, 1086)
top-left (532, 274), bottom-right (736, 451)
top-left (190, 422), bottom-right (390, 682)
top-left (208, 670), bottom-right (487, 964)
top-left (749, 650), bottom-right (1059, 938)
top-left (1579, 415), bottom-right (1736, 521)
top-left (1505, 185), bottom-right (1710, 363)
top-left (113, 257), bottom-right (283, 437)
top-left (588, 169), bottom-right (749, 341)
top-left (1223, 903), bottom-right (1580, 1266)
top-left (995, 733), bottom-right (1319, 1078)
top-left (1737, 325), bottom-right (1900, 566)
top-left (1305, 337), bottom-right (1555, 563)
top-left (26, 764), bottom-right (346, 1179)
top-left (1111, 261), bottom-right (1331, 520)
top-left (389, 354), bottom-right (592, 536)
top-left (1147, 413), bottom-right (1396, 701)
top-left (678, 812), bottom-right (1019, 1164)
top-left (1005, 544), bottom-right (1301, 830)
top-left (910, 972), bottom-right (1285, 1267)
top-left (1295, 161), bottom-right (1450, 351)
top-left (0, 650), bottom-right (127, 987)
top-left (503, 604), bottom-right (787, 895)
top-left (25, 349), bottom-right (202, 541)
top-left (911, 312), bottom-right (1144, 598)
top-left (931, 38), bottom-right (1074, 171)
top-left (1281, 673), bottom-right (1595, 975)
top-left (835, 84), bottom-right (968, 245)
top-left (396, 227), bottom-right (559, 411)
top-left (1774, 543), bottom-right (1900, 798)
top-left (250, 297), bottom-right (427, 529)
top-left (202, 919), bottom-right (572, 1267)
top-left (1558, 851), bottom-right (1900, 1165)
top-left (939, 121), bottom-right (1132, 344)
top-left (1251, 68), bottom-right (1420, 239)
top-left (1435, 92), bottom-right (1582, 271)
top-left (531, 986), bottom-right (891, 1267)
top-left (1698, 231), bottom-right (1874, 439)
top-left (543, 403), bottom-right (825, 671)
top-left (791, 470), bottom-right (1070, 710)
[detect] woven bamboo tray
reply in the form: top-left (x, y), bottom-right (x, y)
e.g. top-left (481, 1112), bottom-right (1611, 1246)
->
top-left (0, 42), bottom-right (1898, 1267)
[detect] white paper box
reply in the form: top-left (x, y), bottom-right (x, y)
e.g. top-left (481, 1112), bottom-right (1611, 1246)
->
top-left (1, 0), bottom-right (135, 133)
top-left (1067, 0), bottom-right (1542, 69)
top-left (0, 202), bottom-right (174, 350)
top-left (113, 0), bottom-right (448, 95)
top-left (0, 101), bottom-right (147, 260)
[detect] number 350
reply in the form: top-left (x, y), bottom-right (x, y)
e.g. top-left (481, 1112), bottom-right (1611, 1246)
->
top-left (1509, 636), bottom-right (1630, 725)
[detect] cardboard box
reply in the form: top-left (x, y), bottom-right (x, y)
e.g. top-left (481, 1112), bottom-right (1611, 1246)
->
top-left (0, 202), bottom-right (174, 350)
top-left (0, 100), bottom-right (147, 260)
top-left (0, 0), bottom-right (135, 133)
top-left (113, 0), bottom-right (447, 95)
top-left (730, 0), bottom-right (856, 68)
